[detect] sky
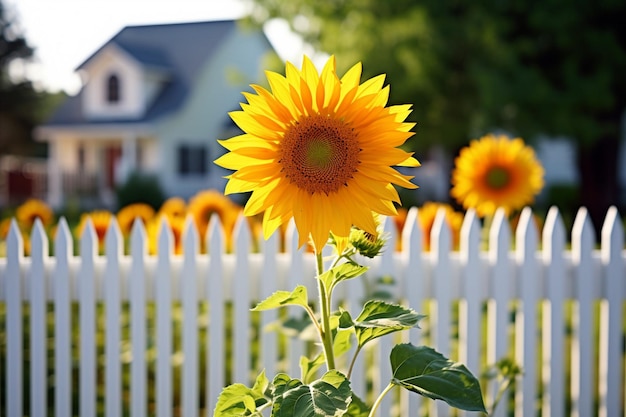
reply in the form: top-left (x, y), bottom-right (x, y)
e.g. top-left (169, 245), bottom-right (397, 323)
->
top-left (5, 0), bottom-right (306, 95)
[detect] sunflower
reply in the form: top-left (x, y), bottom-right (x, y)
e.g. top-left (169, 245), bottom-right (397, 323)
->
top-left (215, 55), bottom-right (419, 250)
top-left (417, 202), bottom-right (464, 251)
top-left (15, 198), bottom-right (54, 230)
top-left (451, 134), bottom-right (544, 217)
top-left (75, 210), bottom-right (113, 248)
top-left (159, 197), bottom-right (187, 220)
top-left (116, 203), bottom-right (155, 236)
top-left (187, 189), bottom-right (241, 241)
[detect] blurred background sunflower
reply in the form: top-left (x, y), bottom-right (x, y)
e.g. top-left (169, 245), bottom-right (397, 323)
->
top-left (451, 134), bottom-right (545, 217)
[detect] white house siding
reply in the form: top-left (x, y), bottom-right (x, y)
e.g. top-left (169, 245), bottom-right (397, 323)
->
top-left (156, 28), bottom-right (270, 200)
top-left (82, 46), bottom-right (146, 120)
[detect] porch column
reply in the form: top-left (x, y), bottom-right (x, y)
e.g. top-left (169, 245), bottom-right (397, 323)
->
top-left (47, 141), bottom-right (63, 209)
top-left (119, 134), bottom-right (137, 183)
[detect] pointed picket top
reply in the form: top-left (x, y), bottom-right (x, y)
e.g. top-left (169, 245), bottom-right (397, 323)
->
top-left (431, 207), bottom-right (451, 258)
top-left (460, 208), bottom-right (480, 261)
top-left (401, 206), bottom-right (421, 255)
top-left (601, 206), bottom-right (624, 262)
top-left (105, 218), bottom-right (123, 258)
top-left (381, 214), bottom-right (398, 252)
top-left (30, 217), bottom-right (49, 259)
top-left (130, 217), bottom-right (147, 256)
top-left (572, 207), bottom-right (595, 264)
top-left (515, 207), bottom-right (538, 261)
top-left (542, 206), bottom-right (566, 259)
top-left (488, 207), bottom-right (511, 259)
top-left (80, 217), bottom-right (97, 258)
top-left (158, 216), bottom-right (174, 255)
top-left (233, 212), bottom-right (251, 255)
top-left (207, 213), bottom-right (225, 254)
top-left (182, 214), bottom-right (199, 255)
top-left (379, 215), bottom-right (397, 274)
top-left (7, 218), bottom-right (24, 259)
top-left (54, 217), bottom-right (73, 258)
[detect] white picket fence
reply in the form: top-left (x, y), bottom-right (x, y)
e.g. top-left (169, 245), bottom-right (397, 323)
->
top-left (0, 206), bottom-right (625, 417)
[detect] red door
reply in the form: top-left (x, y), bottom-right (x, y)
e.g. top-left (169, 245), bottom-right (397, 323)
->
top-left (105, 145), bottom-right (122, 188)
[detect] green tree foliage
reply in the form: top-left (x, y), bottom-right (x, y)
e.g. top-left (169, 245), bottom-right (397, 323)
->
top-left (0, 1), bottom-right (63, 157)
top-left (247, 0), bottom-right (626, 231)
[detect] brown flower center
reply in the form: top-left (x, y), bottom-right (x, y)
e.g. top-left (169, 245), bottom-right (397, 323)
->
top-left (279, 115), bottom-right (360, 194)
top-left (485, 166), bottom-right (511, 189)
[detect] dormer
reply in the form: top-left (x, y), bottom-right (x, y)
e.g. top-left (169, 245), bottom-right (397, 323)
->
top-left (79, 42), bottom-right (170, 120)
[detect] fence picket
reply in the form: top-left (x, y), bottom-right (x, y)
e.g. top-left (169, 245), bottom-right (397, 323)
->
top-left (182, 215), bottom-right (200, 417)
top-left (104, 219), bottom-right (123, 417)
top-left (400, 207), bottom-right (424, 415)
top-left (78, 219), bottom-right (97, 417)
top-left (5, 221), bottom-right (23, 417)
top-left (571, 208), bottom-right (595, 417)
top-left (206, 215), bottom-right (225, 416)
top-left (598, 206), bottom-right (624, 417)
top-left (156, 217), bottom-right (174, 417)
top-left (130, 219), bottom-right (148, 417)
top-left (488, 208), bottom-right (512, 417)
top-left (431, 208), bottom-right (453, 417)
top-left (259, 228), bottom-right (280, 382)
top-left (232, 217), bottom-right (253, 385)
top-left (30, 219), bottom-right (48, 417)
top-left (458, 209), bottom-right (483, 417)
top-left (514, 207), bottom-right (540, 417)
top-left (54, 218), bottom-right (73, 417)
top-left (542, 206), bottom-right (567, 417)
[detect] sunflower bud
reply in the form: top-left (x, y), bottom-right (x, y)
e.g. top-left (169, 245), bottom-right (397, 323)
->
top-left (349, 227), bottom-right (386, 258)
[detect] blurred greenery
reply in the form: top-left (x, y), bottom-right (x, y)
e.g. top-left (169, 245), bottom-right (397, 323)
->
top-left (246, 0), bottom-right (626, 234)
top-left (115, 172), bottom-right (166, 211)
top-left (0, 1), bottom-right (66, 157)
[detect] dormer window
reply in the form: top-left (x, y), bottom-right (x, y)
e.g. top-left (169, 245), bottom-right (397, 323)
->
top-left (106, 74), bottom-right (121, 103)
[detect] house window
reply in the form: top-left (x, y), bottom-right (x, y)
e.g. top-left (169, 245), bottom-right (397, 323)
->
top-left (106, 74), bottom-right (120, 103)
top-left (177, 144), bottom-right (207, 176)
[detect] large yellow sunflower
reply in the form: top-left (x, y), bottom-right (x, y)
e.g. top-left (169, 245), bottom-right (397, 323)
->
top-left (215, 56), bottom-right (419, 250)
top-left (450, 134), bottom-right (544, 217)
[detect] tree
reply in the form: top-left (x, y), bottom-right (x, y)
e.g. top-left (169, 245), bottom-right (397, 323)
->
top-left (246, 0), bottom-right (626, 233)
top-left (0, 1), bottom-right (59, 157)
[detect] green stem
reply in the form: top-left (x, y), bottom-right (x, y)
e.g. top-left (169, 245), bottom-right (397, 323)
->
top-left (346, 346), bottom-right (362, 379)
top-left (316, 250), bottom-right (335, 370)
top-left (368, 383), bottom-right (395, 417)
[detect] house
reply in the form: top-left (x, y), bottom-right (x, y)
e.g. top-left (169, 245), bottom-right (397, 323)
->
top-left (35, 20), bottom-right (275, 208)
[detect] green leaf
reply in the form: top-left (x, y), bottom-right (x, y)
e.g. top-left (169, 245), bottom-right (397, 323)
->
top-left (352, 301), bottom-right (425, 348)
top-left (318, 262), bottom-right (369, 294)
top-left (214, 371), bottom-right (270, 416)
top-left (252, 285), bottom-right (309, 311)
top-left (346, 393), bottom-right (370, 417)
top-left (390, 344), bottom-right (486, 413)
top-left (271, 371), bottom-right (352, 417)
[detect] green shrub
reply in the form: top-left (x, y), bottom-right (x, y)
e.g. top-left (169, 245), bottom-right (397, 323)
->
top-left (115, 172), bottom-right (165, 211)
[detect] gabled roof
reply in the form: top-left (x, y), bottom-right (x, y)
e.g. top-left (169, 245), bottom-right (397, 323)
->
top-left (44, 20), bottom-right (263, 126)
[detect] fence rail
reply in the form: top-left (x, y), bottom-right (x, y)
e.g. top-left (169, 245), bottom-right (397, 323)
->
top-left (1, 206), bottom-right (625, 417)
